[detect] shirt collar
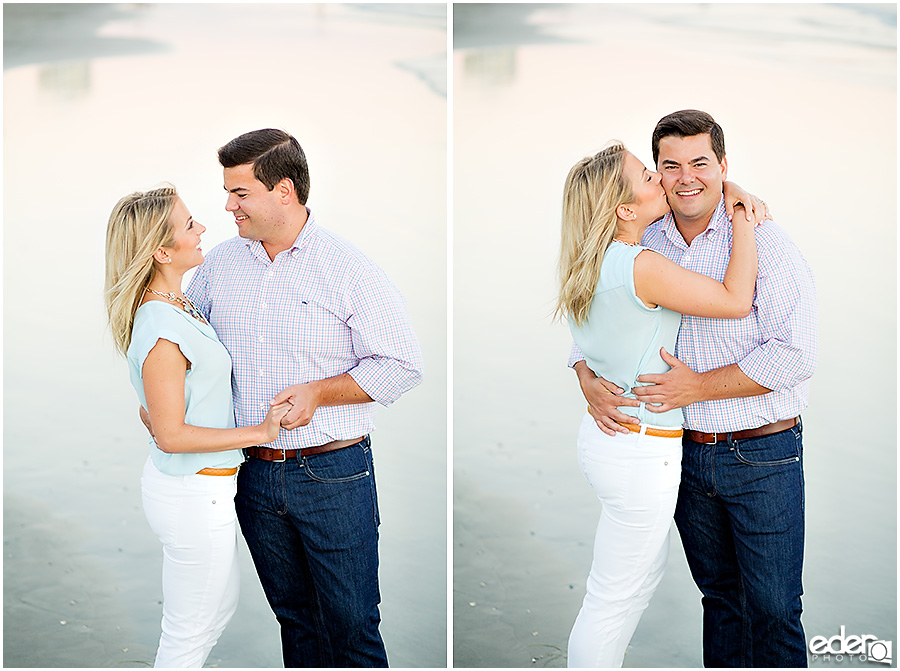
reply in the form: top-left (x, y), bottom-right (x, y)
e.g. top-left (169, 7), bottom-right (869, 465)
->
top-left (289, 207), bottom-right (316, 255)
top-left (655, 195), bottom-right (728, 247)
top-left (244, 207), bottom-right (317, 260)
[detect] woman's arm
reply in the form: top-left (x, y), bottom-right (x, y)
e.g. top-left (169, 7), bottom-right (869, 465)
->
top-left (142, 338), bottom-right (289, 454)
top-left (633, 212), bottom-right (757, 319)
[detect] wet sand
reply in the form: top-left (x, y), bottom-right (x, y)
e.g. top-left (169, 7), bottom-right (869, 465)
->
top-left (4, 3), bottom-right (446, 667)
top-left (453, 3), bottom-right (896, 667)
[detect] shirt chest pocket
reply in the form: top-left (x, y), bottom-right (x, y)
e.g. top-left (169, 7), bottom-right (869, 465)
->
top-left (290, 298), bottom-right (352, 357)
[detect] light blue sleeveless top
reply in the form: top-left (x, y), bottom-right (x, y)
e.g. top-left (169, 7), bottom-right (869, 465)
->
top-left (569, 242), bottom-right (685, 428)
top-left (127, 301), bottom-right (244, 475)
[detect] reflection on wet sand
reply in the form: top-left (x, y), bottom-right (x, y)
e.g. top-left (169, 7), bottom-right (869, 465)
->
top-left (453, 3), bottom-right (895, 668)
top-left (4, 3), bottom-right (446, 668)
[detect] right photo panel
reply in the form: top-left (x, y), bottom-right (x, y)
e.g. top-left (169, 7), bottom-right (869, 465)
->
top-left (453, 3), bottom-right (896, 668)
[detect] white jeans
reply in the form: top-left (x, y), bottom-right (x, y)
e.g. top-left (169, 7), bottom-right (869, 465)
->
top-left (140, 457), bottom-right (240, 668)
top-left (567, 414), bottom-right (682, 668)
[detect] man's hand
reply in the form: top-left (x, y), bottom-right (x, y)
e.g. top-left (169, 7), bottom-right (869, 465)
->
top-left (139, 405), bottom-right (156, 442)
top-left (270, 383), bottom-right (319, 430)
top-left (574, 360), bottom-right (641, 436)
top-left (270, 373), bottom-right (374, 431)
top-left (633, 348), bottom-right (702, 412)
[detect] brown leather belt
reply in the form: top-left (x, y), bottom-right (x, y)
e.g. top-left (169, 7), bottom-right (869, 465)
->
top-left (620, 423), bottom-right (684, 438)
top-left (685, 417), bottom-right (799, 445)
top-left (196, 467), bottom-right (238, 476)
top-left (245, 436), bottom-right (365, 462)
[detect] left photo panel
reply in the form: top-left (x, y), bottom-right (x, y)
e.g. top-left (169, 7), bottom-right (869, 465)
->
top-left (3, 3), bottom-right (447, 668)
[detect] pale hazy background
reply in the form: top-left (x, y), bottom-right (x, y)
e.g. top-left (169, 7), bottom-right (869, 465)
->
top-left (453, 3), bottom-right (896, 667)
top-left (4, 3), bottom-right (446, 667)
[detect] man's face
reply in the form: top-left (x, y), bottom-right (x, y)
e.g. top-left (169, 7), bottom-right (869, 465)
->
top-left (656, 133), bottom-right (727, 225)
top-left (223, 162), bottom-right (283, 241)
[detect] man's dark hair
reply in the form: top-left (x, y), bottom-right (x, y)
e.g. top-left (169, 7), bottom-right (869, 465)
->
top-left (651, 110), bottom-right (726, 165)
top-left (218, 128), bottom-right (310, 204)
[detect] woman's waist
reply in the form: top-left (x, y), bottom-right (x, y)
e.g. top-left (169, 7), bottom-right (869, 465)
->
top-left (618, 400), bottom-right (684, 429)
top-left (148, 441), bottom-right (244, 475)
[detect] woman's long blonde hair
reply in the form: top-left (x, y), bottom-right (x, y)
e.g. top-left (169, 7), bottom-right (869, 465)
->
top-left (555, 142), bottom-right (634, 326)
top-left (104, 186), bottom-right (178, 355)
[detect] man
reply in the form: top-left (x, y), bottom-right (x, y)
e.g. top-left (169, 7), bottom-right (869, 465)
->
top-left (571, 110), bottom-right (816, 667)
top-left (187, 128), bottom-right (423, 667)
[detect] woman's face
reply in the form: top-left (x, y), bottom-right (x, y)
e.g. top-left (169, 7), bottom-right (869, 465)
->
top-left (622, 151), bottom-right (669, 223)
top-left (162, 197), bottom-right (206, 271)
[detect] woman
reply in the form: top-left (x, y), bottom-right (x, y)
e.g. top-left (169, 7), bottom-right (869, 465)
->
top-left (104, 186), bottom-right (290, 667)
top-left (556, 143), bottom-right (759, 668)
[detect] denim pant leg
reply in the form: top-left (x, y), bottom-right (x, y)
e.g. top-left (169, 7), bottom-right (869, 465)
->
top-left (235, 438), bottom-right (388, 669)
top-left (675, 424), bottom-right (807, 668)
top-left (725, 425), bottom-right (806, 667)
top-left (675, 443), bottom-right (748, 667)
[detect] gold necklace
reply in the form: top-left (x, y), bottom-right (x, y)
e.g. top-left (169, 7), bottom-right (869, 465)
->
top-left (145, 288), bottom-right (208, 324)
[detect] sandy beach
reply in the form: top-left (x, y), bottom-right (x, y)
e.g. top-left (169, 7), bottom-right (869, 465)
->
top-left (453, 3), bottom-right (896, 667)
top-left (3, 4), bottom-right (446, 667)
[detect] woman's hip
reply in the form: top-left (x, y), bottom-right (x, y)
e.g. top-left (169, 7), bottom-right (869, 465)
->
top-left (576, 414), bottom-right (683, 505)
top-left (141, 457), bottom-right (238, 547)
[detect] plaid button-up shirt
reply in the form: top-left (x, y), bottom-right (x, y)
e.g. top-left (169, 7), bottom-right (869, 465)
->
top-left (570, 198), bottom-right (817, 433)
top-left (187, 210), bottom-right (423, 449)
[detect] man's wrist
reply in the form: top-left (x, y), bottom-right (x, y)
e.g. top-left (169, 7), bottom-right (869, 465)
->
top-left (695, 364), bottom-right (769, 402)
top-left (693, 370), bottom-right (713, 403)
top-left (303, 380), bottom-right (323, 408)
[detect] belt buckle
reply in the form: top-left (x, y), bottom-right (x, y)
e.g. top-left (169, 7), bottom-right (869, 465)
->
top-left (702, 432), bottom-right (718, 445)
top-left (273, 448), bottom-right (287, 463)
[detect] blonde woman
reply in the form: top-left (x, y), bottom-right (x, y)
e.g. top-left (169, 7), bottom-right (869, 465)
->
top-left (104, 186), bottom-right (290, 667)
top-left (556, 143), bottom-right (761, 667)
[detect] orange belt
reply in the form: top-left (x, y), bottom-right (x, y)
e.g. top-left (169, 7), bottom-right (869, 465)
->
top-left (196, 467), bottom-right (239, 476)
top-left (620, 423), bottom-right (684, 439)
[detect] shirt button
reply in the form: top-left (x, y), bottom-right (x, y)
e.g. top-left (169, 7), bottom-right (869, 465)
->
top-left (261, 302), bottom-right (268, 310)
top-left (258, 336), bottom-right (265, 343)
top-left (258, 370), bottom-right (265, 377)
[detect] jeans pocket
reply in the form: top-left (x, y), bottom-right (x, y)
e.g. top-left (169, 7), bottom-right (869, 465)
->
top-left (303, 444), bottom-right (372, 483)
top-left (732, 431), bottom-right (801, 466)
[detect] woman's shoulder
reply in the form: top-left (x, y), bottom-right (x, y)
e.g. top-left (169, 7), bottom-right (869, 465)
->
top-left (134, 299), bottom-right (184, 326)
top-left (128, 301), bottom-right (203, 368)
top-left (131, 301), bottom-right (196, 345)
top-left (601, 241), bottom-right (647, 282)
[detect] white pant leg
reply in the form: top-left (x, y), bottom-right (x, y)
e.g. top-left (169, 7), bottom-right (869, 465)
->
top-left (140, 458), bottom-right (241, 668)
top-left (567, 415), bottom-right (682, 668)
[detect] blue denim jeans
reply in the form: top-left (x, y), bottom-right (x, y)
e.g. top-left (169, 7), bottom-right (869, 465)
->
top-left (235, 436), bottom-right (388, 668)
top-left (674, 421), bottom-right (806, 668)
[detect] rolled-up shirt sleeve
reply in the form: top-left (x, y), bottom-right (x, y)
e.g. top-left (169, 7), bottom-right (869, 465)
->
top-left (345, 265), bottom-right (424, 406)
top-left (568, 341), bottom-right (585, 368)
top-left (737, 227), bottom-right (818, 391)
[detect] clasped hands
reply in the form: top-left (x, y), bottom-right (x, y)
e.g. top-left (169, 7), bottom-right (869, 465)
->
top-left (580, 348), bottom-right (702, 437)
top-left (139, 381), bottom-right (320, 440)
top-left (269, 383), bottom-right (319, 430)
